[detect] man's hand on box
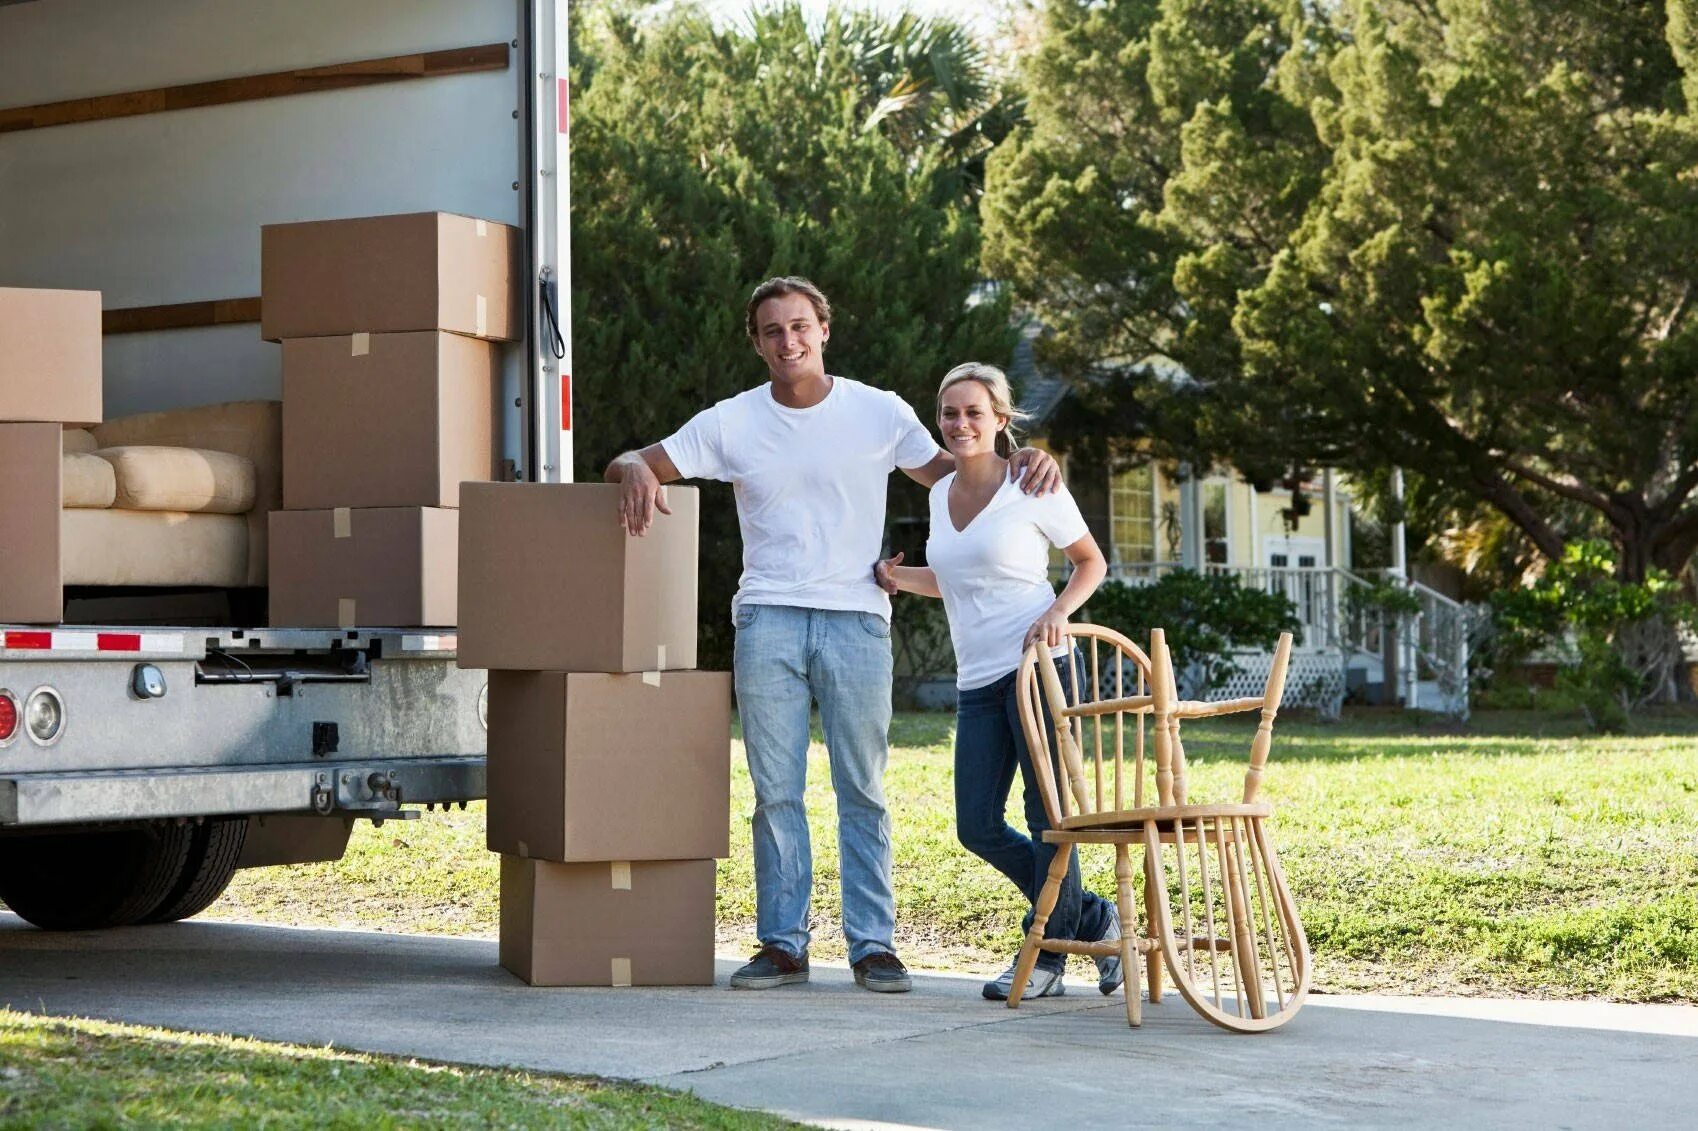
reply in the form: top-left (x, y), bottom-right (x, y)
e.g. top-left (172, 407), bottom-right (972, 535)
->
top-left (617, 460), bottom-right (671, 537)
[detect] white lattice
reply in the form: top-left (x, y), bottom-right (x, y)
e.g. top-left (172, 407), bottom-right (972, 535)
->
top-left (1074, 649), bottom-right (1343, 719)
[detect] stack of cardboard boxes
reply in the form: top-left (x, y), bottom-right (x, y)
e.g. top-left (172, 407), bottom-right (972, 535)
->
top-left (458, 483), bottom-right (731, 986)
top-left (260, 211), bottom-right (518, 628)
top-left (0, 287), bottom-right (103, 624)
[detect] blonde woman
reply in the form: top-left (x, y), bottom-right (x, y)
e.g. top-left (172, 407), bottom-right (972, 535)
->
top-left (875, 363), bottom-right (1121, 1001)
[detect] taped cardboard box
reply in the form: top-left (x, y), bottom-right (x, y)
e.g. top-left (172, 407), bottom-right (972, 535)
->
top-left (487, 670), bottom-right (731, 863)
top-left (282, 331), bottom-right (497, 510)
top-left (499, 857), bottom-right (716, 987)
top-left (261, 212), bottom-right (518, 342)
top-left (268, 507), bottom-right (457, 627)
top-left (457, 483), bottom-right (698, 672)
top-left (0, 288), bottom-right (102, 425)
top-left (0, 423), bottom-right (64, 623)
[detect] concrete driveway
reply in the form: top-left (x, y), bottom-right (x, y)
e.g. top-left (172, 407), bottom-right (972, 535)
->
top-left (2, 913), bottom-right (1692, 1128)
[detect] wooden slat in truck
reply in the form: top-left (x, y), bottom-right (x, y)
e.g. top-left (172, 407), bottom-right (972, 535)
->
top-left (0, 0), bottom-right (574, 930)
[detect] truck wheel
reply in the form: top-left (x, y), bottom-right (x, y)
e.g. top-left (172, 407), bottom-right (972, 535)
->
top-left (144, 817), bottom-right (248, 924)
top-left (0, 824), bottom-right (196, 931)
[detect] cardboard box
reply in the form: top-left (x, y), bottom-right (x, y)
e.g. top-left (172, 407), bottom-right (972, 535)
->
top-left (268, 507), bottom-right (457, 627)
top-left (487, 670), bottom-right (731, 863)
top-left (0, 423), bottom-right (63, 623)
top-left (457, 483), bottom-right (698, 672)
top-left (282, 331), bottom-right (497, 510)
top-left (261, 212), bottom-right (518, 342)
top-left (499, 857), bottom-right (716, 987)
top-left (0, 288), bottom-right (102, 425)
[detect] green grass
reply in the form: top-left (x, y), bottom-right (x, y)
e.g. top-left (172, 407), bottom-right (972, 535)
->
top-left (214, 708), bottom-right (1698, 1003)
top-left (0, 1011), bottom-right (797, 1129)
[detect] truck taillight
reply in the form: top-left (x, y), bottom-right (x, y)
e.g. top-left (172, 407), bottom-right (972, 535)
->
top-left (0, 690), bottom-right (17, 745)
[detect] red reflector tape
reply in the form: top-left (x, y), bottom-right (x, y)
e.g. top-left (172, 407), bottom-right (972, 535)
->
top-left (561, 371), bottom-right (572, 431)
top-left (558, 77), bottom-right (569, 133)
top-left (4, 632), bottom-right (51, 649)
top-left (98, 633), bottom-right (143, 651)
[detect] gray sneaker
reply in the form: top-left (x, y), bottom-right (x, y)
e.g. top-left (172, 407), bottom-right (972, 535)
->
top-left (729, 945), bottom-right (809, 989)
top-left (982, 955), bottom-right (1066, 1001)
top-left (1095, 905), bottom-right (1126, 995)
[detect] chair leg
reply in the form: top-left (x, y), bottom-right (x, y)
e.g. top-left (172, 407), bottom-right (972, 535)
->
top-left (1115, 845), bottom-right (1140, 1027)
top-left (1142, 848), bottom-right (1164, 1004)
top-left (1009, 844), bottom-right (1072, 1009)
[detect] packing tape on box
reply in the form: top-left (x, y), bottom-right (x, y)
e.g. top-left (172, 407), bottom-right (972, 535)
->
top-left (350, 332), bottom-right (369, 357)
top-left (516, 840), bottom-right (529, 859)
top-left (338, 598), bottom-right (356, 629)
top-left (609, 861), bottom-right (632, 890)
top-left (476, 218), bottom-right (488, 237)
top-left (333, 507), bottom-right (352, 538)
top-left (641, 644), bottom-right (667, 686)
top-left (611, 957), bottom-right (633, 987)
top-left (475, 294), bottom-right (488, 338)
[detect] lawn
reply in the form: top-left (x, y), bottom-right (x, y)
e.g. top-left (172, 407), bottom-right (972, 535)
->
top-left (213, 708), bottom-right (1698, 1003)
top-left (0, 1012), bottom-right (796, 1129)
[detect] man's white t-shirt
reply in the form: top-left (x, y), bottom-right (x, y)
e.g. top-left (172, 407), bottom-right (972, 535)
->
top-left (925, 472), bottom-right (1090, 690)
top-left (661, 376), bottom-right (940, 619)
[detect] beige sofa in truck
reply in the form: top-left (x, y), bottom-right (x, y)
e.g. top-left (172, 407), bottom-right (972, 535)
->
top-left (59, 400), bottom-right (280, 590)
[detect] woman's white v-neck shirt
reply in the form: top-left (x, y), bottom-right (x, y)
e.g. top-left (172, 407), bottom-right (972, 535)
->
top-left (925, 471), bottom-right (1089, 690)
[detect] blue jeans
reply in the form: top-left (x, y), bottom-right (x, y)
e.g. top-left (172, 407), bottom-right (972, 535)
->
top-left (733, 604), bottom-right (896, 965)
top-left (955, 661), bottom-right (1114, 973)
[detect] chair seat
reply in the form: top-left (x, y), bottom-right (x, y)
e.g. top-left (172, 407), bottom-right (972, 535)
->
top-left (1056, 801), bottom-right (1272, 833)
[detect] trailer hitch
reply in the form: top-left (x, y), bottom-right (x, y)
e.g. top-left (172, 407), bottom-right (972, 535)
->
top-left (311, 769), bottom-right (421, 825)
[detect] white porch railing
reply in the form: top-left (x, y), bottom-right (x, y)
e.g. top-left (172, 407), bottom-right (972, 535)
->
top-left (1092, 562), bottom-right (1472, 718)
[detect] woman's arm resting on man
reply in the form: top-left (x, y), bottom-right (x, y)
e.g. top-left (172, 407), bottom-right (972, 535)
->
top-left (874, 552), bottom-right (942, 598)
top-left (1023, 533), bottom-right (1108, 649)
top-left (604, 444), bottom-right (682, 537)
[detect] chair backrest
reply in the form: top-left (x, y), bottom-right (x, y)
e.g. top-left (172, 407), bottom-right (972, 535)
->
top-left (1015, 623), bottom-right (1155, 829)
top-left (1148, 628), bottom-right (1295, 806)
top-left (1016, 625), bottom-right (1296, 826)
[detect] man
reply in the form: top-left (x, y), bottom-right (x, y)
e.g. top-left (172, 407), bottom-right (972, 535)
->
top-left (605, 277), bottom-right (1059, 993)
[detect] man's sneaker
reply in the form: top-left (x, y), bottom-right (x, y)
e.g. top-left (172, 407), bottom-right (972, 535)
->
top-left (852, 951), bottom-right (912, 993)
top-left (1095, 904), bottom-right (1126, 996)
top-left (729, 945), bottom-right (809, 989)
top-left (982, 954), bottom-right (1066, 1001)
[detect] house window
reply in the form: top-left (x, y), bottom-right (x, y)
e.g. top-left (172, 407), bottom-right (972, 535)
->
top-left (1110, 465), bottom-right (1155, 564)
top-left (1203, 481), bottom-right (1229, 564)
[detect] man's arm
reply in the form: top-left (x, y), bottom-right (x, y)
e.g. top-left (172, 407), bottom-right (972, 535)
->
top-left (899, 449), bottom-right (953, 488)
top-left (604, 444), bottom-right (683, 536)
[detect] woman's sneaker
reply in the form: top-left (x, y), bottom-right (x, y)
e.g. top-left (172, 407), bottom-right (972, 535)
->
top-left (1095, 905), bottom-right (1125, 995)
top-left (982, 955), bottom-right (1066, 1001)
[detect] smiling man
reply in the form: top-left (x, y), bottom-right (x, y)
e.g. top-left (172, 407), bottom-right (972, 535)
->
top-left (605, 276), bottom-right (1058, 994)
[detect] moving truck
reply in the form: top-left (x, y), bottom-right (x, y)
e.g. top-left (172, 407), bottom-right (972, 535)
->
top-left (0, 0), bottom-right (573, 929)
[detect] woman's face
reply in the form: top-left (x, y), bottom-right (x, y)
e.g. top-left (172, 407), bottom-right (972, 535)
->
top-left (938, 380), bottom-right (1005, 459)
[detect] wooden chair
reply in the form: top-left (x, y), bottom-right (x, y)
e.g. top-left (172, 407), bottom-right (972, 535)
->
top-left (1010, 624), bottom-right (1310, 1032)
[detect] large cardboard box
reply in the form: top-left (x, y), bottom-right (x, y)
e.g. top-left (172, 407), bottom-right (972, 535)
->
top-left (499, 857), bottom-right (716, 987)
top-left (269, 507), bottom-right (457, 627)
top-left (487, 670), bottom-right (731, 862)
top-left (0, 423), bottom-right (63, 623)
top-left (282, 331), bottom-right (497, 510)
top-left (457, 483), bottom-right (698, 672)
top-left (0, 288), bottom-right (102, 425)
top-left (261, 212), bottom-right (518, 342)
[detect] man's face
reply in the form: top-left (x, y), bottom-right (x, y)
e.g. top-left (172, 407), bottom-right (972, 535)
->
top-left (753, 293), bottom-right (829, 385)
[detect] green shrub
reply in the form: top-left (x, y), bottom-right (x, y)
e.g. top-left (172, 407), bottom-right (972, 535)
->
top-left (1085, 570), bottom-right (1302, 694)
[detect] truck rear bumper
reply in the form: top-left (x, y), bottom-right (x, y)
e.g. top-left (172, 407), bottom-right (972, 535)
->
top-left (0, 755), bottom-right (485, 827)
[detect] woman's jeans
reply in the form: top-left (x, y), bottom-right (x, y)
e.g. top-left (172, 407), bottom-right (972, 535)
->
top-left (955, 661), bottom-right (1114, 972)
top-left (733, 603), bottom-right (897, 965)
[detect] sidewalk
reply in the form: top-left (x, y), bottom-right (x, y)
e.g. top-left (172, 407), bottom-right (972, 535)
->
top-left (2, 913), bottom-right (1692, 1128)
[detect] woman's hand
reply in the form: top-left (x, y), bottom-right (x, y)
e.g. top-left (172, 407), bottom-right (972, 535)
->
top-left (874, 551), bottom-right (905, 595)
top-left (1008, 447), bottom-right (1061, 496)
top-left (1023, 604), bottom-right (1070, 651)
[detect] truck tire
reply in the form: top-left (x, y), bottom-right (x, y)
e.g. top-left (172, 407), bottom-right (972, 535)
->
top-left (0, 823), bottom-right (196, 931)
top-left (143, 817), bottom-right (248, 924)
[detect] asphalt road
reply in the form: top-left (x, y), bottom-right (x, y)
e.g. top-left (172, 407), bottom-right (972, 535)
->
top-left (2, 913), bottom-right (1693, 1129)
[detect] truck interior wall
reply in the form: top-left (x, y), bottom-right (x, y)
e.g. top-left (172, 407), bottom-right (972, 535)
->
top-left (0, 0), bottom-right (526, 466)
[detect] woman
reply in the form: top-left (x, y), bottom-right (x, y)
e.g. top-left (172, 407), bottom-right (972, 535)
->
top-left (875, 362), bottom-right (1120, 1001)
